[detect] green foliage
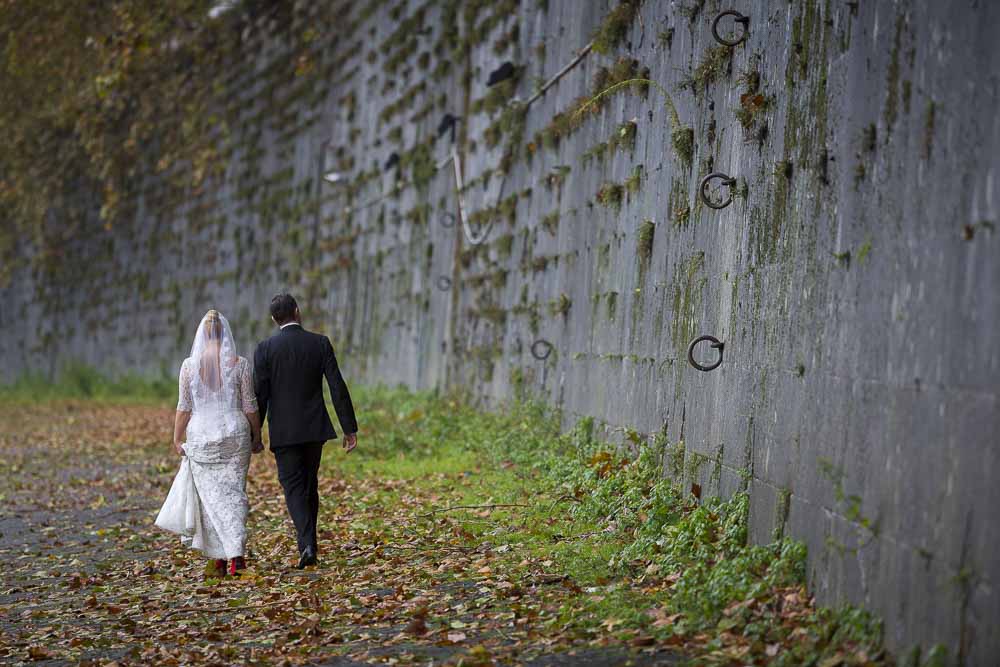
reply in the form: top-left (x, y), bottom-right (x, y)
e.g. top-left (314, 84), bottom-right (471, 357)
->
top-left (499, 193), bottom-right (519, 225)
top-left (682, 45), bottom-right (733, 95)
top-left (484, 101), bottom-right (527, 150)
top-left (678, 0), bottom-right (706, 22)
top-left (582, 141), bottom-right (609, 166)
top-left (608, 119), bottom-right (638, 153)
top-left (593, 165), bottom-right (642, 211)
top-left (471, 75), bottom-right (521, 115)
top-left (543, 165), bottom-right (571, 190)
top-left (405, 202), bottom-right (431, 226)
top-left (470, 302), bottom-right (507, 325)
top-left (379, 81), bottom-right (427, 124)
top-left (658, 27), bottom-right (674, 49)
top-left (857, 239), bottom-right (873, 263)
top-left (671, 126), bottom-right (694, 166)
top-left (583, 120), bottom-right (638, 166)
top-left (492, 23), bottom-right (520, 55)
top-left (531, 58), bottom-right (643, 151)
top-left (541, 210), bottom-right (560, 234)
top-left (0, 363), bottom-right (175, 403)
top-left (338, 385), bottom-right (887, 662)
top-left (547, 292), bottom-right (571, 317)
top-left (595, 181), bottom-right (624, 209)
top-left (496, 233), bottom-right (515, 257)
top-left (591, 1), bottom-right (642, 55)
top-left (637, 220), bottom-right (655, 261)
top-left (605, 290), bottom-right (619, 319)
top-left (624, 164), bottom-right (644, 193)
top-left (401, 141), bottom-right (436, 192)
top-left (0, 0), bottom-right (247, 279)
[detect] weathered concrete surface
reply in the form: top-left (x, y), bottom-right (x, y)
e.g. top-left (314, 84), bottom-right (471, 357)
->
top-left (2, 0), bottom-right (998, 662)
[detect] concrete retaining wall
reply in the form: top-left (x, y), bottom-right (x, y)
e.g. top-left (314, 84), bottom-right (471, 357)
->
top-left (2, 1), bottom-right (998, 661)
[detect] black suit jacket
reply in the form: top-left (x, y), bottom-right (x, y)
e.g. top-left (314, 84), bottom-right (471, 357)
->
top-left (253, 323), bottom-right (358, 449)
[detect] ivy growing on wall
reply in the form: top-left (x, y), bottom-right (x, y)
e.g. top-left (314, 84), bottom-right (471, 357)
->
top-left (0, 0), bottom-right (304, 282)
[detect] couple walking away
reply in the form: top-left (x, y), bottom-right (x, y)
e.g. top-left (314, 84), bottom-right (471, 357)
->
top-left (154, 294), bottom-right (359, 577)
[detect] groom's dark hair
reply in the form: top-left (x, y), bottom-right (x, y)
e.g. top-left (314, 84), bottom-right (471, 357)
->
top-left (270, 293), bottom-right (299, 325)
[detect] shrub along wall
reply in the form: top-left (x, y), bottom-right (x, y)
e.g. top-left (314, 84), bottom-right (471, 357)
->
top-left (1, 1), bottom-right (998, 662)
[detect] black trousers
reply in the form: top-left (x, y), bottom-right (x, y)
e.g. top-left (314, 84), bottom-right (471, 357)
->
top-left (272, 441), bottom-right (324, 553)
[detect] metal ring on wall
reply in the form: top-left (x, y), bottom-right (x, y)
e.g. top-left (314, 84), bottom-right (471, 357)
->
top-left (687, 335), bottom-right (724, 372)
top-left (711, 10), bottom-right (750, 47)
top-left (530, 339), bottom-right (553, 360)
top-left (699, 172), bottom-right (737, 209)
top-left (440, 212), bottom-right (456, 228)
top-left (435, 276), bottom-right (452, 291)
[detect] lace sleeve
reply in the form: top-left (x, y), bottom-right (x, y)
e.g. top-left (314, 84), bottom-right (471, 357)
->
top-left (177, 359), bottom-right (193, 412)
top-left (239, 357), bottom-right (258, 413)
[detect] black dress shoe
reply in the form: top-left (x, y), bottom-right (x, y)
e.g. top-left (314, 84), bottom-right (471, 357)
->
top-left (297, 546), bottom-right (317, 569)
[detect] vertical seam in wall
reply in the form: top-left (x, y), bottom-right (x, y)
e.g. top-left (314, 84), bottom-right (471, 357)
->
top-left (446, 15), bottom-right (474, 391)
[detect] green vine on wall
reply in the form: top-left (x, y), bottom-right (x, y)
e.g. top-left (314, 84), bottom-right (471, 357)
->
top-left (0, 0), bottom-right (317, 284)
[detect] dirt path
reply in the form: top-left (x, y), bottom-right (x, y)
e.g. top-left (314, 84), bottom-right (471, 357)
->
top-left (0, 403), bottom-right (681, 666)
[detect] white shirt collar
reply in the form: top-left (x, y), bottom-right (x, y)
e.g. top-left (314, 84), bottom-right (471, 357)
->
top-left (279, 321), bottom-right (301, 329)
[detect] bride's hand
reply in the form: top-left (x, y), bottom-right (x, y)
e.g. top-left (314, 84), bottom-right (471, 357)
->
top-left (173, 441), bottom-right (185, 456)
top-left (251, 438), bottom-right (264, 454)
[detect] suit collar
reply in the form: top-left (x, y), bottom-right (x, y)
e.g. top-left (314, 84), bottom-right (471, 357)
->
top-left (275, 323), bottom-right (305, 338)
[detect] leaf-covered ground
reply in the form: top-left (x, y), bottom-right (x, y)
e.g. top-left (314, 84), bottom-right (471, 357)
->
top-left (0, 386), bottom-right (893, 666)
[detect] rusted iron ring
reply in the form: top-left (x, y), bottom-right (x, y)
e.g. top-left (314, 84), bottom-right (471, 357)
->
top-left (699, 172), bottom-right (737, 209)
top-left (530, 339), bottom-right (553, 360)
top-left (440, 211), bottom-right (456, 228)
top-left (712, 10), bottom-right (750, 47)
top-left (687, 335), bottom-right (724, 372)
top-left (435, 276), bottom-right (452, 291)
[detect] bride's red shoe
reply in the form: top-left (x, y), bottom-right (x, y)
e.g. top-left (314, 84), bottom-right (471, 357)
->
top-left (228, 556), bottom-right (246, 576)
top-left (211, 558), bottom-right (227, 577)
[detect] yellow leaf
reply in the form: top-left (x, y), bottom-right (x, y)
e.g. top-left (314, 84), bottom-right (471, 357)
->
top-left (27, 646), bottom-right (52, 660)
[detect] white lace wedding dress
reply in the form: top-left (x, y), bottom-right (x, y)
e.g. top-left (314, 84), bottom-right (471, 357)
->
top-left (155, 314), bottom-right (258, 559)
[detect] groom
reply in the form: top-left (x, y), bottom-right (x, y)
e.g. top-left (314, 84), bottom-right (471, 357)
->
top-left (253, 293), bottom-right (359, 568)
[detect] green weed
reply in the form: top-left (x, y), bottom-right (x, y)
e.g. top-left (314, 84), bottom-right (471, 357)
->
top-left (331, 385), bottom-right (888, 663)
top-left (0, 363), bottom-right (175, 403)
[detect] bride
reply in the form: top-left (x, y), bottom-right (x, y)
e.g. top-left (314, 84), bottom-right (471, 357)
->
top-left (155, 309), bottom-right (263, 577)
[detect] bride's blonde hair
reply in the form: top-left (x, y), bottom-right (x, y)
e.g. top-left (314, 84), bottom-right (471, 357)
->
top-left (199, 310), bottom-right (225, 389)
top-left (203, 309), bottom-right (223, 341)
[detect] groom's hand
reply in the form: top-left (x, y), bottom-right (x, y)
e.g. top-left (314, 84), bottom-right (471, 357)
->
top-left (343, 432), bottom-right (357, 453)
top-left (251, 438), bottom-right (264, 454)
